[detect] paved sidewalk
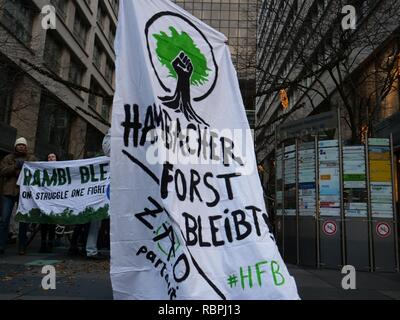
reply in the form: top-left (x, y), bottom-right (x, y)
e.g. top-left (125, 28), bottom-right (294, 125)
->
top-left (1, 239), bottom-right (399, 300)
top-left (289, 264), bottom-right (400, 300)
top-left (0, 239), bottom-right (112, 300)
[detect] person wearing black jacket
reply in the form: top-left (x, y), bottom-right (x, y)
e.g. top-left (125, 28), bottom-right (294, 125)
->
top-left (0, 137), bottom-right (36, 255)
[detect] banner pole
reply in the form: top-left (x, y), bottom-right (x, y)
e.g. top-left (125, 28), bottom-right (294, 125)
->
top-left (315, 134), bottom-right (321, 268)
top-left (337, 107), bottom-right (346, 267)
top-left (295, 138), bottom-right (300, 265)
top-left (365, 137), bottom-right (374, 272)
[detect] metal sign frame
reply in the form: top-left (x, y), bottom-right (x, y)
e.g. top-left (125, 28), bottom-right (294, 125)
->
top-left (337, 108), bottom-right (346, 267)
top-left (390, 134), bottom-right (400, 272)
top-left (365, 137), bottom-right (374, 271)
top-left (272, 110), bottom-right (399, 272)
top-left (315, 135), bottom-right (321, 268)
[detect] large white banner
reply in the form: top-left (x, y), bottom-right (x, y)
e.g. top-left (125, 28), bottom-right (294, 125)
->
top-left (111, 0), bottom-right (299, 300)
top-left (16, 157), bottom-right (110, 224)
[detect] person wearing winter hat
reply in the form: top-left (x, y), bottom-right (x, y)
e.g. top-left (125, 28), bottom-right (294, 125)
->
top-left (0, 137), bottom-right (36, 255)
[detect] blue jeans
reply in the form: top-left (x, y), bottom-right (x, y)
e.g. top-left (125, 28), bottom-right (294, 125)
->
top-left (86, 220), bottom-right (102, 256)
top-left (0, 195), bottom-right (28, 250)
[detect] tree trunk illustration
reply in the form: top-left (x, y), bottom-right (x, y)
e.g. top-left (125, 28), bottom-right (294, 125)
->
top-left (159, 52), bottom-right (209, 126)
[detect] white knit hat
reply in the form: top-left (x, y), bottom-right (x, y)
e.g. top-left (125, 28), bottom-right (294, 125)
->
top-left (14, 137), bottom-right (28, 147)
top-left (102, 129), bottom-right (111, 157)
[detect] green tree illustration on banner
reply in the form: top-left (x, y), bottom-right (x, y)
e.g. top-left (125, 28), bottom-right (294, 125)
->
top-left (153, 27), bottom-right (210, 126)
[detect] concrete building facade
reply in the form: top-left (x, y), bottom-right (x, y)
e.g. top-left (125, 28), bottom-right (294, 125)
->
top-left (0, 0), bottom-right (118, 160)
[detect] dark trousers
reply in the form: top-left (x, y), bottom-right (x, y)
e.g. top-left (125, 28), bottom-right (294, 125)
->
top-left (40, 224), bottom-right (55, 244)
top-left (69, 223), bottom-right (90, 250)
top-left (0, 195), bottom-right (28, 250)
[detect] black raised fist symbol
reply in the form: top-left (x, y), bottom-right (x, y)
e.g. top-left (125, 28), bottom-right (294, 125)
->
top-left (172, 52), bottom-right (193, 80)
top-left (159, 51), bottom-right (209, 126)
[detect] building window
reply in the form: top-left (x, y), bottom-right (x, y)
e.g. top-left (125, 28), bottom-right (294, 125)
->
top-left (89, 92), bottom-right (97, 110)
top-left (0, 0), bottom-right (34, 46)
top-left (0, 66), bottom-right (14, 124)
top-left (84, 0), bottom-right (91, 10)
top-left (73, 10), bottom-right (88, 49)
top-left (101, 100), bottom-right (110, 121)
top-left (97, 1), bottom-right (107, 31)
top-left (109, 0), bottom-right (119, 17)
top-left (85, 124), bottom-right (104, 157)
top-left (0, 93), bottom-right (13, 124)
top-left (89, 78), bottom-right (101, 109)
top-left (68, 56), bottom-right (85, 94)
top-left (105, 58), bottom-right (114, 85)
top-left (44, 33), bottom-right (63, 75)
top-left (50, 0), bottom-right (68, 21)
top-left (93, 40), bottom-right (102, 70)
top-left (35, 94), bottom-right (71, 159)
top-left (109, 23), bottom-right (116, 46)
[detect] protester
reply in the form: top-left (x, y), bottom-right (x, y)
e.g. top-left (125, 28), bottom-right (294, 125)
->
top-left (68, 223), bottom-right (90, 256)
top-left (85, 220), bottom-right (104, 260)
top-left (0, 137), bottom-right (36, 255)
top-left (85, 132), bottom-right (110, 260)
top-left (68, 130), bottom-right (110, 259)
top-left (38, 152), bottom-right (58, 253)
